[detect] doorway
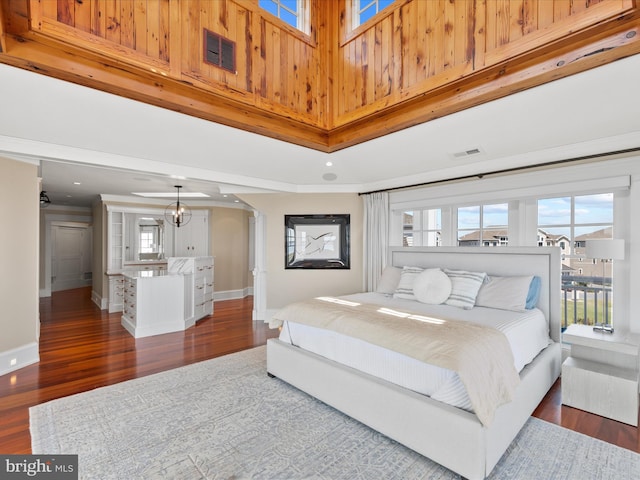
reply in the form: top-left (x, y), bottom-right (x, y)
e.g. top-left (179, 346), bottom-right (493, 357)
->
top-left (51, 223), bottom-right (92, 292)
top-left (51, 223), bottom-right (93, 292)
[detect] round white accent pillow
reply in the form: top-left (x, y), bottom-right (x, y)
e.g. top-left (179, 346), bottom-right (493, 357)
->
top-left (413, 268), bottom-right (452, 304)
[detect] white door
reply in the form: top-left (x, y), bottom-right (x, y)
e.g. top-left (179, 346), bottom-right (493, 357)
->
top-left (52, 225), bottom-right (92, 291)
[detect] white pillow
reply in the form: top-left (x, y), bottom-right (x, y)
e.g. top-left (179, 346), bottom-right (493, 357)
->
top-left (375, 266), bottom-right (402, 294)
top-left (413, 269), bottom-right (452, 304)
top-left (443, 269), bottom-right (486, 309)
top-left (393, 266), bottom-right (424, 300)
top-left (475, 275), bottom-right (533, 312)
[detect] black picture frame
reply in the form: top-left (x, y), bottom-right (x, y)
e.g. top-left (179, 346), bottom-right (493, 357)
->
top-left (285, 214), bottom-right (350, 269)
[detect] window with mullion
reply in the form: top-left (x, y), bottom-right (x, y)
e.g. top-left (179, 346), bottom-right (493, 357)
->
top-left (457, 203), bottom-right (508, 247)
top-left (259, 0), bottom-right (306, 33)
top-left (402, 208), bottom-right (441, 247)
top-left (537, 193), bottom-right (615, 328)
top-left (353, 0), bottom-right (395, 28)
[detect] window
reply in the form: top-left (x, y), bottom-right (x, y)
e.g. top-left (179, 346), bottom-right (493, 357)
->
top-left (260, 0), bottom-right (309, 34)
top-left (538, 193), bottom-right (615, 327)
top-left (457, 203), bottom-right (508, 247)
top-left (139, 231), bottom-right (155, 254)
top-left (402, 208), bottom-right (441, 247)
top-left (353, 0), bottom-right (395, 28)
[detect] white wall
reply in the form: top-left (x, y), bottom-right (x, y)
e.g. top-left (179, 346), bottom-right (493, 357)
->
top-left (0, 157), bottom-right (40, 375)
top-left (389, 155), bottom-right (640, 333)
top-left (238, 193), bottom-right (364, 319)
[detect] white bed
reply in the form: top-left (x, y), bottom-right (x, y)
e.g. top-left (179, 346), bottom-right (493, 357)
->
top-left (266, 246), bottom-right (562, 480)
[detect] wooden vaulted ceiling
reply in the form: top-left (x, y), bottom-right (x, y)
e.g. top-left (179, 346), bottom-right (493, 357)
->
top-left (1, 0), bottom-right (639, 153)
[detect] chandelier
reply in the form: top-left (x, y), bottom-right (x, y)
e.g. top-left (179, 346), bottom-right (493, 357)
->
top-left (164, 185), bottom-right (192, 228)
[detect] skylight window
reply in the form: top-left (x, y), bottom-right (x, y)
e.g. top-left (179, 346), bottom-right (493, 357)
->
top-left (259, 0), bottom-right (309, 34)
top-left (354, 0), bottom-right (395, 28)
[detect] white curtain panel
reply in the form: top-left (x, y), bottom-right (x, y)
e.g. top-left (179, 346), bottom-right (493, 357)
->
top-left (363, 191), bottom-right (389, 291)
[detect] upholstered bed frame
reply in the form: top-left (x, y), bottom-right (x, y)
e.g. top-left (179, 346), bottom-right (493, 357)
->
top-left (267, 246), bottom-right (562, 480)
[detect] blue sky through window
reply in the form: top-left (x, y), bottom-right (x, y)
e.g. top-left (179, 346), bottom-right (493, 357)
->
top-left (538, 194), bottom-right (613, 225)
top-left (359, 0), bottom-right (395, 25)
top-left (538, 194), bottom-right (613, 239)
top-left (458, 204), bottom-right (508, 230)
top-left (259, 0), bottom-right (299, 30)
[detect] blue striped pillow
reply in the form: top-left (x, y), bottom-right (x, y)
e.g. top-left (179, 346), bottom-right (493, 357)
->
top-left (443, 269), bottom-right (487, 309)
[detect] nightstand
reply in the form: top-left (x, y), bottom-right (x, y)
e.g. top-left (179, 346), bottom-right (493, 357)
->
top-left (561, 324), bottom-right (640, 426)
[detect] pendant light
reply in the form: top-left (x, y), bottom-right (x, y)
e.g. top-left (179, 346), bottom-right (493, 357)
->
top-left (40, 191), bottom-right (51, 208)
top-left (164, 185), bottom-right (192, 228)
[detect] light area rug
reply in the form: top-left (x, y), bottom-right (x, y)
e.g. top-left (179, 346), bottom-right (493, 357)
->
top-left (30, 346), bottom-right (639, 480)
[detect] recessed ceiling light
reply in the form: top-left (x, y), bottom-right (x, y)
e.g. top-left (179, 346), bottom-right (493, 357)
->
top-left (326, 161), bottom-right (333, 167)
top-left (323, 173), bottom-right (337, 181)
top-left (131, 192), bottom-right (210, 198)
top-left (73, 181), bottom-right (81, 185)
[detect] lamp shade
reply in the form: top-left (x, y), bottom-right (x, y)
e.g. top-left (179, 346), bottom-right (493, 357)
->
top-left (585, 238), bottom-right (625, 260)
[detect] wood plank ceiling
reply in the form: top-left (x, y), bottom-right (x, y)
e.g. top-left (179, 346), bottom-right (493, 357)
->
top-left (1, 0), bottom-right (639, 153)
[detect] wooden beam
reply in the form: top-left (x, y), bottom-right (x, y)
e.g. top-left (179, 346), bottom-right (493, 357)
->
top-left (326, 12), bottom-right (640, 152)
top-left (0, 1), bottom-right (639, 152)
top-left (0, 31), bottom-right (330, 150)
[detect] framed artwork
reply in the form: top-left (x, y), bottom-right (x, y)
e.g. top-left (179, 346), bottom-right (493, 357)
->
top-left (285, 214), bottom-right (350, 269)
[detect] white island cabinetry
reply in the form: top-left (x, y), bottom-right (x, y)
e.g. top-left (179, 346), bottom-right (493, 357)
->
top-left (168, 256), bottom-right (214, 327)
top-left (121, 271), bottom-right (185, 338)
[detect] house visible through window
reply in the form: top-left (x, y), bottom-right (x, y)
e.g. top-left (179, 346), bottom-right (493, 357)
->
top-left (402, 208), bottom-right (441, 246)
top-left (353, 0), bottom-right (395, 28)
top-left (260, 0), bottom-right (309, 34)
top-left (537, 193), bottom-right (614, 328)
top-left (457, 203), bottom-right (508, 247)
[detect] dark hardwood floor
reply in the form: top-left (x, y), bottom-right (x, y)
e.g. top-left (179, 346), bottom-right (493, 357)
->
top-left (1, 287), bottom-right (638, 455)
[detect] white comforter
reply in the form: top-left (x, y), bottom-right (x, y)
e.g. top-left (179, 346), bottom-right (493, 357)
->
top-left (277, 292), bottom-right (550, 416)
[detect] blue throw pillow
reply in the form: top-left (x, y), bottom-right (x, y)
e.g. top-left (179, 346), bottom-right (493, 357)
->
top-left (525, 276), bottom-right (541, 309)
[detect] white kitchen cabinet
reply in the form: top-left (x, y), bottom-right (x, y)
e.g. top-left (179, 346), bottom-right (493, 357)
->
top-left (107, 263), bottom-right (167, 313)
top-left (171, 210), bottom-right (209, 257)
top-left (107, 274), bottom-right (125, 312)
top-left (168, 256), bottom-right (214, 327)
top-left (120, 270), bottom-right (185, 338)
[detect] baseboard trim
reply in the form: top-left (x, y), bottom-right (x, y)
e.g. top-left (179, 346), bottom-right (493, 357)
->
top-left (0, 342), bottom-right (39, 376)
top-left (214, 289), bottom-right (251, 301)
top-left (91, 290), bottom-right (107, 310)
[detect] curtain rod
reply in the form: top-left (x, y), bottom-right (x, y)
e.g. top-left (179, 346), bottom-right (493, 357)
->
top-left (358, 147), bottom-right (640, 196)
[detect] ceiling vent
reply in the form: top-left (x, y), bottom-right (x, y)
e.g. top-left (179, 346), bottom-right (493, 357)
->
top-left (452, 148), bottom-right (483, 159)
top-left (204, 29), bottom-right (236, 73)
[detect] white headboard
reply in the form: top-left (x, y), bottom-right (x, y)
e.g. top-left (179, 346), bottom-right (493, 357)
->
top-left (388, 247), bottom-right (561, 343)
